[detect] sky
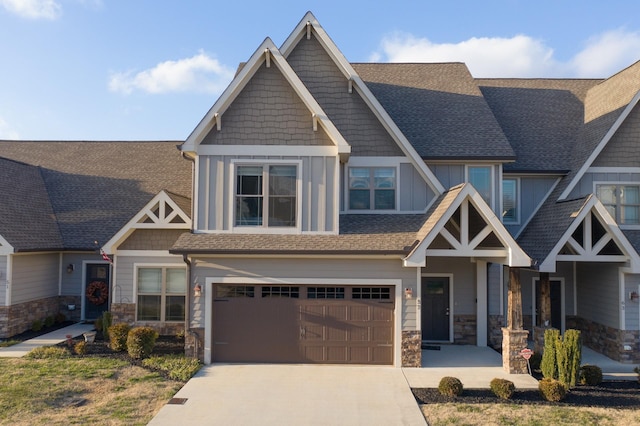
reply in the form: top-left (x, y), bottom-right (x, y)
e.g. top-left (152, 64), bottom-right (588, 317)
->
top-left (1, 0), bottom-right (640, 141)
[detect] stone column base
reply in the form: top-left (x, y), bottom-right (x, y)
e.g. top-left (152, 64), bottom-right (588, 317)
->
top-left (502, 328), bottom-right (529, 374)
top-left (401, 331), bottom-right (421, 367)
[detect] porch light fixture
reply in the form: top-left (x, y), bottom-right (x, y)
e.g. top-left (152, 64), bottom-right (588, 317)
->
top-left (630, 291), bottom-right (639, 302)
top-left (66, 264), bottom-right (74, 273)
top-left (194, 284), bottom-right (202, 298)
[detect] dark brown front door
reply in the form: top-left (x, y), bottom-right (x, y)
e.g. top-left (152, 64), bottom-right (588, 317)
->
top-left (212, 285), bottom-right (394, 364)
top-left (422, 277), bottom-right (450, 341)
top-left (84, 263), bottom-right (110, 320)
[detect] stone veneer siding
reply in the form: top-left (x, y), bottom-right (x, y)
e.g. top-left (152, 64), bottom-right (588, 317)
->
top-left (453, 315), bottom-right (477, 344)
top-left (185, 327), bottom-right (204, 360)
top-left (401, 330), bottom-right (421, 367)
top-left (567, 316), bottom-right (640, 364)
top-left (0, 296), bottom-right (78, 338)
top-left (110, 303), bottom-right (184, 337)
top-left (502, 328), bottom-right (529, 374)
top-left (488, 315), bottom-right (504, 349)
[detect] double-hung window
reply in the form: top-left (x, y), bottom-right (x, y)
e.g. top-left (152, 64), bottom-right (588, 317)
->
top-left (235, 164), bottom-right (297, 227)
top-left (137, 267), bottom-right (186, 322)
top-left (596, 184), bottom-right (640, 225)
top-left (502, 178), bottom-right (519, 223)
top-left (348, 167), bottom-right (396, 210)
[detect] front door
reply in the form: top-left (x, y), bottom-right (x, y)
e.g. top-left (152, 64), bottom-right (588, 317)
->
top-left (422, 277), bottom-right (450, 341)
top-left (84, 263), bottom-right (110, 320)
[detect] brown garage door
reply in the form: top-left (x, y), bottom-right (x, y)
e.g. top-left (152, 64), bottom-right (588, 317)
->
top-left (212, 285), bottom-right (394, 364)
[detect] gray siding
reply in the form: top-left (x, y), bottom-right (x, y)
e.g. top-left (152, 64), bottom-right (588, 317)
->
top-left (625, 273), bottom-right (640, 330)
top-left (505, 176), bottom-right (557, 236)
top-left (570, 171), bottom-right (640, 200)
top-left (190, 257), bottom-right (417, 330)
top-left (487, 263), bottom-right (502, 316)
top-left (576, 263), bottom-right (620, 329)
top-left (114, 255), bottom-right (185, 304)
top-left (287, 34), bottom-right (403, 157)
top-left (430, 164), bottom-right (465, 190)
top-left (399, 163), bottom-right (436, 211)
top-left (60, 253), bottom-right (105, 296)
top-left (197, 155), bottom-right (337, 232)
top-left (11, 253), bottom-right (59, 304)
top-left (0, 255), bottom-right (6, 306)
top-left (201, 63), bottom-right (333, 146)
top-left (421, 257), bottom-right (476, 315)
top-left (592, 104), bottom-right (640, 167)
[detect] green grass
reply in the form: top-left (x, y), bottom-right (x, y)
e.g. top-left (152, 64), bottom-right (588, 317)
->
top-left (0, 340), bottom-right (20, 348)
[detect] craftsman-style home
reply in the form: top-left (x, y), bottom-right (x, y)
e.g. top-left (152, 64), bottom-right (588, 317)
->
top-left (1, 12), bottom-right (639, 369)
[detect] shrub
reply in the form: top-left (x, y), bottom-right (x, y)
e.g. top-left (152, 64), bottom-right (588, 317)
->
top-left (26, 346), bottom-right (71, 359)
top-left (558, 329), bottom-right (581, 388)
top-left (490, 378), bottom-right (515, 400)
top-left (102, 311), bottom-right (113, 340)
top-left (54, 312), bottom-right (67, 324)
top-left (44, 315), bottom-right (55, 328)
top-left (438, 376), bottom-right (463, 397)
top-left (579, 364), bottom-right (603, 386)
top-left (74, 341), bottom-right (88, 355)
top-left (541, 329), bottom-right (559, 379)
top-left (94, 317), bottom-right (103, 334)
top-left (108, 323), bottom-right (131, 352)
top-left (538, 378), bottom-right (567, 402)
top-left (127, 327), bottom-right (159, 359)
top-left (142, 355), bottom-right (202, 381)
top-left (31, 319), bottom-right (43, 332)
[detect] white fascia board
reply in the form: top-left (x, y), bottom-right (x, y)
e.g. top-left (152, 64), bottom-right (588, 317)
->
top-left (0, 234), bottom-right (14, 255)
top-left (559, 90), bottom-right (640, 201)
top-left (280, 12), bottom-right (444, 195)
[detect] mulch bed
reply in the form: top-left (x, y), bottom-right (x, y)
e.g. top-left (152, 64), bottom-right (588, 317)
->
top-left (6, 321), bottom-right (77, 342)
top-left (412, 380), bottom-right (640, 408)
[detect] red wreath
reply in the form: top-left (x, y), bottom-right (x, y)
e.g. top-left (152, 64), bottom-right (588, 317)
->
top-left (86, 281), bottom-right (109, 305)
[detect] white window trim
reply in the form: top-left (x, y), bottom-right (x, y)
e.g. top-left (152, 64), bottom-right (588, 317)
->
top-left (229, 159), bottom-right (303, 234)
top-left (466, 165), bottom-right (495, 210)
top-left (345, 164), bottom-right (400, 213)
top-left (593, 181), bottom-right (640, 230)
top-left (502, 177), bottom-right (520, 225)
top-left (134, 263), bottom-right (187, 323)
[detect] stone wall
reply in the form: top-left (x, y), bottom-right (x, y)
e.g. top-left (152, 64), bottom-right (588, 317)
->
top-left (185, 327), bottom-right (204, 360)
top-left (0, 296), bottom-right (65, 338)
top-left (401, 330), bottom-right (421, 367)
top-left (488, 315), bottom-right (504, 349)
top-left (567, 316), bottom-right (640, 363)
top-left (453, 315), bottom-right (477, 344)
top-left (502, 328), bottom-right (529, 374)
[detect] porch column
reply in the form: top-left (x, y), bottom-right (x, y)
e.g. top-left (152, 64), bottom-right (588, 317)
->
top-left (534, 272), bottom-right (551, 354)
top-left (502, 267), bottom-right (529, 373)
top-left (476, 260), bottom-right (487, 347)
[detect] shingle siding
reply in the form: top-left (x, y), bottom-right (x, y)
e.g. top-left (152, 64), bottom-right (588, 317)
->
top-left (592, 104), bottom-right (640, 167)
top-left (119, 229), bottom-right (187, 251)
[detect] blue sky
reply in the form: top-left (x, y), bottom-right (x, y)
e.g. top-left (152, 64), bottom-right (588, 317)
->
top-left (1, 0), bottom-right (640, 141)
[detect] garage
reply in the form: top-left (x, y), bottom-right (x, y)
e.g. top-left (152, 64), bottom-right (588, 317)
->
top-left (212, 285), bottom-right (394, 364)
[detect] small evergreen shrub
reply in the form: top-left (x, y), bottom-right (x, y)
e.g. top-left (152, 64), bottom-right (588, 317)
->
top-left (538, 378), bottom-right (567, 402)
top-left (31, 319), bottom-right (43, 332)
top-left (102, 311), bottom-right (113, 340)
top-left (108, 323), bottom-right (131, 352)
top-left (26, 346), bottom-right (71, 359)
top-left (44, 315), bottom-right (55, 328)
top-left (127, 327), bottom-right (159, 359)
top-left (438, 376), bottom-right (463, 397)
top-left (558, 329), bottom-right (581, 388)
top-left (74, 341), bottom-right (88, 355)
top-left (490, 378), bottom-right (515, 400)
top-left (54, 312), bottom-right (67, 324)
top-left (541, 329), bottom-right (559, 379)
top-left (579, 365), bottom-right (603, 386)
top-left (94, 317), bottom-right (103, 334)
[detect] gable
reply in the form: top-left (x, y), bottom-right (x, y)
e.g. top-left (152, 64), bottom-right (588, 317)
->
top-left (592, 102), bottom-right (640, 167)
top-left (287, 34), bottom-right (402, 156)
top-left (201, 63), bottom-right (334, 147)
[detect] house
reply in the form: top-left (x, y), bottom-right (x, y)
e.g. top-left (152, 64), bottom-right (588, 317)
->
top-left (1, 12), bottom-right (639, 369)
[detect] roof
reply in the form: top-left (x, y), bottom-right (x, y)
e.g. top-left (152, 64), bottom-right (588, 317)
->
top-left (0, 141), bottom-right (192, 251)
top-left (352, 63), bottom-right (515, 160)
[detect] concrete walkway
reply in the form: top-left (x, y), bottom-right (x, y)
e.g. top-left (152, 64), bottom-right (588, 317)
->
top-left (0, 323), bottom-right (95, 357)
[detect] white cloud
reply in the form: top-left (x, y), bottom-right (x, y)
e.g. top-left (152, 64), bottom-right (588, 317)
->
top-left (371, 28), bottom-right (640, 78)
top-left (109, 51), bottom-right (235, 95)
top-left (0, 0), bottom-right (61, 20)
top-left (0, 117), bottom-right (19, 139)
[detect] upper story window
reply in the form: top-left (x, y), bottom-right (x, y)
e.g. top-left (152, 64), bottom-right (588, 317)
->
top-left (596, 184), bottom-right (640, 226)
top-left (502, 178), bottom-right (519, 224)
top-left (467, 166), bottom-right (492, 207)
top-left (235, 164), bottom-right (297, 227)
top-left (348, 167), bottom-right (396, 210)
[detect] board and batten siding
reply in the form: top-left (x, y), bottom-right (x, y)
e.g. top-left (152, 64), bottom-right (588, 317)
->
top-left (11, 253), bottom-right (59, 304)
top-left (576, 263), bottom-right (620, 329)
top-left (505, 176), bottom-right (557, 236)
top-left (421, 257), bottom-right (476, 315)
top-left (190, 257), bottom-right (417, 330)
top-left (196, 154), bottom-right (337, 232)
top-left (624, 273), bottom-right (640, 331)
top-left (0, 255), bottom-right (6, 306)
top-left (569, 171), bottom-right (640, 200)
top-left (114, 255), bottom-right (185, 304)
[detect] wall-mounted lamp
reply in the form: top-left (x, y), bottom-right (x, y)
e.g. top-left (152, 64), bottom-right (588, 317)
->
top-left (630, 291), bottom-right (639, 302)
top-left (404, 288), bottom-right (413, 299)
top-left (66, 264), bottom-right (74, 274)
top-left (194, 284), bottom-right (202, 298)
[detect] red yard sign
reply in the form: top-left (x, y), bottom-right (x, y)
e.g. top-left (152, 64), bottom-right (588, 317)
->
top-left (520, 348), bottom-right (534, 360)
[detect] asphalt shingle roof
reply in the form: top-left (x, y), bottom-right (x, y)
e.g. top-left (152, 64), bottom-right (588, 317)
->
top-left (0, 141), bottom-right (192, 251)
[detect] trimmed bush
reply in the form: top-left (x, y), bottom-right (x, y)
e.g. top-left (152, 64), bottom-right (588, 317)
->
top-left (539, 378), bottom-right (567, 402)
top-left (126, 327), bottom-right (159, 359)
top-left (102, 311), bottom-right (113, 340)
top-left (26, 346), bottom-right (71, 359)
top-left (558, 329), bottom-right (581, 388)
top-left (108, 323), bottom-right (131, 352)
top-left (74, 341), bottom-right (88, 355)
top-left (490, 378), bottom-right (515, 400)
top-left (54, 312), bottom-right (66, 324)
top-left (31, 319), bottom-right (43, 332)
top-left (579, 364), bottom-right (603, 386)
top-left (44, 315), bottom-right (55, 328)
top-left (94, 317), bottom-right (103, 334)
top-left (541, 328), bottom-right (559, 379)
top-left (438, 376), bottom-right (463, 397)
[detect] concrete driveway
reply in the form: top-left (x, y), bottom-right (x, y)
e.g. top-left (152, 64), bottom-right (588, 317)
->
top-left (149, 364), bottom-right (426, 426)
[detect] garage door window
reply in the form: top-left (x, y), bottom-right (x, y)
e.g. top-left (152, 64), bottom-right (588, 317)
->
top-left (262, 286), bottom-right (299, 298)
top-left (137, 267), bottom-right (186, 322)
top-left (216, 285), bottom-right (255, 298)
top-left (308, 287), bottom-right (345, 299)
top-left (352, 287), bottom-right (391, 299)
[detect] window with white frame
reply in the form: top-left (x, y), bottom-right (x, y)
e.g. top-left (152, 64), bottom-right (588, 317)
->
top-left (502, 178), bottom-right (518, 223)
top-left (348, 167), bottom-right (396, 210)
top-left (596, 184), bottom-right (640, 225)
top-left (468, 166), bottom-right (492, 206)
top-left (137, 267), bottom-right (186, 322)
top-left (235, 164), bottom-right (297, 227)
